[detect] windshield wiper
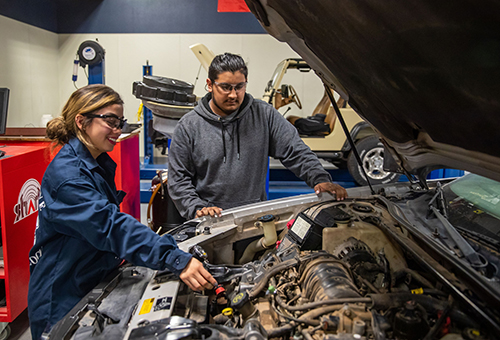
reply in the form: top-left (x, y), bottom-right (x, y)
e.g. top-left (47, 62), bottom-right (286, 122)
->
top-left (427, 182), bottom-right (448, 219)
top-left (430, 206), bottom-right (484, 268)
top-left (455, 226), bottom-right (500, 252)
top-left (427, 183), bottom-right (484, 268)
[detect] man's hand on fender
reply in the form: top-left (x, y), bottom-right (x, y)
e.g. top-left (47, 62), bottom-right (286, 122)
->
top-left (179, 258), bottom-right (218, 291)
top-left (314, 182), bottom-right (348, 200)
top-left (196, 206), bottom-right (223, 218)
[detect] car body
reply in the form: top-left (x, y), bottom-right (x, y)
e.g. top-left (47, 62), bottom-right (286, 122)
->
top-left (51, 2), bottom-right (500, 340)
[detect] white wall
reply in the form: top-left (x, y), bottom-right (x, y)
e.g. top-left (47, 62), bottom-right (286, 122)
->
top-left (0, 15), bottom-right (60, 128)
top-left (58, 34), bottom-right (325, 118)
top-left (2, 15), bottom-right (326, 156)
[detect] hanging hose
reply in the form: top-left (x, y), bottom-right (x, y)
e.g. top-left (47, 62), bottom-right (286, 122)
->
top-left (147, 171), bottom-right (167, 233)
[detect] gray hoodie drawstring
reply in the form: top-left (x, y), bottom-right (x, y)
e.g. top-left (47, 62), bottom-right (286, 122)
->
top-left (220, 120), bottom-right (227, 163)
top-left (236, 119), bottom-right (240, 160)
top-left (220, 119), bottom-right (240, 162)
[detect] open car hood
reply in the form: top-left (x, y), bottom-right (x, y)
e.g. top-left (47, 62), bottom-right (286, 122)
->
top-left (245, 0), bottom-right (500, 181)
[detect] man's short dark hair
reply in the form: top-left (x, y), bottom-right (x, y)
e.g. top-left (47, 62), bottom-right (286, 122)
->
top-left (208, 53), bottom-right (248, 82)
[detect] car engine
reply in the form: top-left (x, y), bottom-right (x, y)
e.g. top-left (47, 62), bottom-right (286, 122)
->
top-left (51, 197), bottom-right (498, 340)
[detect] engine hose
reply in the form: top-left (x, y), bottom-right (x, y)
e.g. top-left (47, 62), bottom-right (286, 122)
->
top-left (275, 294), bottom-right (371, 312)
top-left (301, 328), bottom-right (315, 340)
top-left (239, 238), bottom-right (267, 264)
top-left (378, 250), bottom-right (391, 292)
top-left (147, 178), bottom-right (164, 232)
top-left (394, 268), bottom-right (434, 289)
top-left (204, 324), bottom-right (244, 337)
top-left (421, 288), bottom-right (448, 297)
top-left (267, 305), bottom-right (356, 337)
top-left (300, 304), bottom-right (348, 320)
top-left (248, 259), bottom-right (297, 299)
top-left (271, 296), bottom-right (318, 326)
top-left (369, 293), bottom-right (476, 327)
top-left (266, 323), bottom-right (295, 338)
top-left (355, 273), bottom-right (381, 294)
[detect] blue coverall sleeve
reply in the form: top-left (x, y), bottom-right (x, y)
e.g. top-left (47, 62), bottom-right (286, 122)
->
top-left (46, 178), bottom-right (192, 275)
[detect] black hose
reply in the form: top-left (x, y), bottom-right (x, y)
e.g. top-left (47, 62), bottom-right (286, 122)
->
top-left (275, 294), bottom-right (371, 312)
top-left (300, 304), bottom-right (347, 320)
top-left (271, 296), bottom-right (318, 326)
top-left (421, 289), bottom-right (448, 297)
top-left (356, 273), bottom-right (381, 294)
top-left (267, 305), bottom-right (347, 338)
top-left (267, 323), bottom-right (295, 338)
top-left (394, 268), bottom-right (435, 289)
top-left (378, 250), bottom-right (392, 292)
top-left (248, 259), bottom-right (297, 299)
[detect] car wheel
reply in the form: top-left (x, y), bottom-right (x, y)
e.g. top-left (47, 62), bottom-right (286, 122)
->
top-left (347, 135), bottom-right (400, 186)
top-left (0, 325), bottom-right (11, 340)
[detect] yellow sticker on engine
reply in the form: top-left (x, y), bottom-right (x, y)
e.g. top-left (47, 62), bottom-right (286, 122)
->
top-left (411, 288), bottom-right (424, 295)
top-left (139, 298), bottom-right (155, 315)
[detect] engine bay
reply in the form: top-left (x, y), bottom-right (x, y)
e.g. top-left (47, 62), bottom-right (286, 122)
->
top-left (51, 194), bottom-right (500, 340)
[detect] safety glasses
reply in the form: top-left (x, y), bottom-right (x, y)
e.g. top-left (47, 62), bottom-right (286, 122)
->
top-left (84, 113), bottom-right (127, 130)
top-left (213, 81), bottom-right (247, 94)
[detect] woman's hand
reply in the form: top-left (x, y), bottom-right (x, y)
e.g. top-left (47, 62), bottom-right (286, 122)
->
top-left (179, 258), bottom-right (218, 291)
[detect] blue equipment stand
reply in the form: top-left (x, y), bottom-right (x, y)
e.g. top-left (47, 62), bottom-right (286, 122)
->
top-left (88, 61), bottom-right (105, 85)
top-left (142, 63), bottom-right (155, 169)
top-left (139, 63), bottom-right (169, 202)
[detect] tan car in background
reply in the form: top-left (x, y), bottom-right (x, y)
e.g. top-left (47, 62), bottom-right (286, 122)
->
top-left (262, 58), bottom-right (400, 185)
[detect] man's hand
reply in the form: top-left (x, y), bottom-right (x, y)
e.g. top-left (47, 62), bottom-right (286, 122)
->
top-left (314, 182), bottom-right (348, 200)
top-left (179, 258), bottom-right (218, 291)
top-left (196, 206), bottom-right (223, 218)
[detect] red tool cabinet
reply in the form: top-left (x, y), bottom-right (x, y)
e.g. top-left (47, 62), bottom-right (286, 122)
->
top-left (0, 144), bottom-right (51, 322)
top-left (0, 128), bottom-right (140, 323)
top-left (0, 128), bottom-right (141, 220)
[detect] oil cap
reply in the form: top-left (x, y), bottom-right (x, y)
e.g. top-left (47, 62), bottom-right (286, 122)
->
top-left (231, 291), bottom-right (249, 310)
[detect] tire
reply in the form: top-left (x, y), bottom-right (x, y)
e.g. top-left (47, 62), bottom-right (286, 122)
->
top-left (347, 135), bottom-right (400, 186)
top-left (0, 325), bottom-right (11, 340)
top-left (132, 76), bottom-right (197, 106)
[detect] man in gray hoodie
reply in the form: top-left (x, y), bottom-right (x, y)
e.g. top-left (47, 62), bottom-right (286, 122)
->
top-left (168, 53), bottom-right (347, 219)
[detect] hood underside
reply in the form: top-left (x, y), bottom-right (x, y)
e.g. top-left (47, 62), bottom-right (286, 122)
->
top-left (245, 0), bottom-right (500, 181)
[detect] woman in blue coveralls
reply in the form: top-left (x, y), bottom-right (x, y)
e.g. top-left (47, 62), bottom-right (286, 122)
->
top-left (27, 84), bottom-right (217, 340)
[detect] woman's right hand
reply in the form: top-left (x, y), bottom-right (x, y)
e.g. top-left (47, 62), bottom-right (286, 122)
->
top-left (179, 258), bottom-right (218, 291)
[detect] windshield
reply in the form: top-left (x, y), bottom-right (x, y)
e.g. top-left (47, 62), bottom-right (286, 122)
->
top-left (266, 60), bottom-right (287, 92)
top-left (444, 173), bottom-right (500, 241)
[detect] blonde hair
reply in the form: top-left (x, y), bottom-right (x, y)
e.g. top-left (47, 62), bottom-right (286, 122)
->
top-left (46, 84), bottom-right (124, 148)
